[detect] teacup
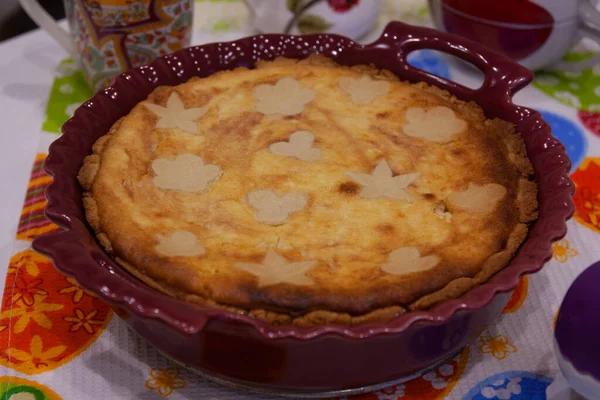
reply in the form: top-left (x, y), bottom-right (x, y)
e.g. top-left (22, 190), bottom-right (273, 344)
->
top-left (244, 0), bottom-right (378, 40)
top-left (429, 0), bottom-right (600, 71)
top-left (20, 0), bottom-right (194, 90)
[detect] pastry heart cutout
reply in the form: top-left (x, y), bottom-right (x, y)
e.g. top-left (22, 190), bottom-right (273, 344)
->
top-left (247, 189), bottom-right (308, 225)
top-left (381, 247), bottom-right (440, 276)
top-left (151, 153), bottom-right (222, 193)
top-left (269, 130), bottom-right (322, 161)
top-left (155, 230), bottom-right (205, 257)
top-left (254, 77), bottom-right (316, 116)
top-left (402, 106), bottom-right (467, 142)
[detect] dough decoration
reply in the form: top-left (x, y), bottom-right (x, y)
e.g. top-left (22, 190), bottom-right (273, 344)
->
top-left (254, 77), bottom-right (315, 115)
top-left (402, 106), bottom-right (467, 142)
top-left (151, 153), bottom-right (222, 193)
top-left (143, 92), bottom-right (208, 134)
top-left (235, 248), bottom-right (316, 287)
top-left (276, 236), bottom-right (293, 249)
top-left (380, 247), bottom-right (440, 276)
top-left (447, 183), bottom-right (507, 215)
top-left (257, 237), bottom-right (293, 250)
top-left (345, 160), bottom-right (419, 200)
top-left (269, 131), bottom-right (322, 161)
top-left (155, 230), bottom-right (205, 257)
top-left (247, 190), bottom-right (308, 225)
top-left (338, 75), bottom-right (391, 104)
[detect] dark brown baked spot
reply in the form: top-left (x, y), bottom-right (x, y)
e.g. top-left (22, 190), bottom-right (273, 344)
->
top-left (423, 193), bottom-right (436, 201)
top-left (377, 224), bottom-right (395, 235)
top-left (498, 237), bottom-right (509, 250)
top-left (376, 112), bottom-right (390, 119)
top-left (338, 181), bottom-right (360, 195)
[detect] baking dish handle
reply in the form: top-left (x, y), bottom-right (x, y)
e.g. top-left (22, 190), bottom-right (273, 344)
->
top-left (366, 21), bottom-right (534, 120)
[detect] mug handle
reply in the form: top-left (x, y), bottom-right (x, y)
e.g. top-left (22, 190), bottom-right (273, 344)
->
top-left (555, 0), bottom-right (600, 71)
top-left (19, 0), bottom-right (74, 55)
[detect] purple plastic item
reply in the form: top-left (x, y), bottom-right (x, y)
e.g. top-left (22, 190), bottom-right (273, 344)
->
top-left (555, 261), bottom-right (600, 383)
top-left (32, 21), bottom-right (574, 394)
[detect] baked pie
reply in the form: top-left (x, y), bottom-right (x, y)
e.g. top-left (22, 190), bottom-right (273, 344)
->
top-left (78, 55), bottom-right (538, 326)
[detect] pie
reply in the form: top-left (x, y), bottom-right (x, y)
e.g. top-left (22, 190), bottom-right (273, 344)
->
top-left (78, 55), bottom-right (538, 326)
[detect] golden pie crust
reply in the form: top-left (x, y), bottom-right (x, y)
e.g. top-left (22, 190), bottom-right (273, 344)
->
top-left (78, 55), bottom-right (537, 326)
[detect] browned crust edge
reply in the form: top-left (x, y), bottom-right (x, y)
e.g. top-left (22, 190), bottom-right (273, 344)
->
top-left (78, 55), bottom-right (538, 326)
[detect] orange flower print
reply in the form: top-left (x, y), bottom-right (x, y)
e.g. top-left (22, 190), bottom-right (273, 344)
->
top-left (8, 250), bottom-right (49, 277)
top-left (577, 187), bottom-right (600, 229)
top-left (64, 309), bottom-right (104, 334)
top-left (373, 384), bottom-right (405, 399)
top-left (58, 277), bottom-right (87, 303)
top-left (478, 335), bottom-right (518, 360)
top-left (9, 277), bottom-right (47, 307)
top-left (5, 335), bottom-right (66, 371)
top-left (503, 276), bottom-right (529, 314)
top-left (571, 158), bottom-right (600, 233)
top-left (145, 367), bottom-right (187, 397)
top-left (0, 295), bottom-right (64, 333)
top-left (1, 250), bottom-right (112, 375)
top-left (552, 239), bottom-right (579, 263)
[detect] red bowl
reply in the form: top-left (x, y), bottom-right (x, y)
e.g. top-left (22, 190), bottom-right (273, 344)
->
top-left (32, 21), bottom-right (574, 395)
top-left (429, 0), bottom-right (557, 61)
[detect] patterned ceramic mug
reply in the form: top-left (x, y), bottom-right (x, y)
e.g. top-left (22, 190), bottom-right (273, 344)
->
top-left (19, 0), bottom-right (193, 91)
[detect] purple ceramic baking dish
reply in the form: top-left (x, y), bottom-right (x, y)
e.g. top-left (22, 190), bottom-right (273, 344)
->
top-left (32, 21), bottom-right (574, 396)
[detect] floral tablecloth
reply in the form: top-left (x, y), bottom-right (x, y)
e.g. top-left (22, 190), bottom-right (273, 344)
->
top-left (1, 1), bottom-right (599, 399)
